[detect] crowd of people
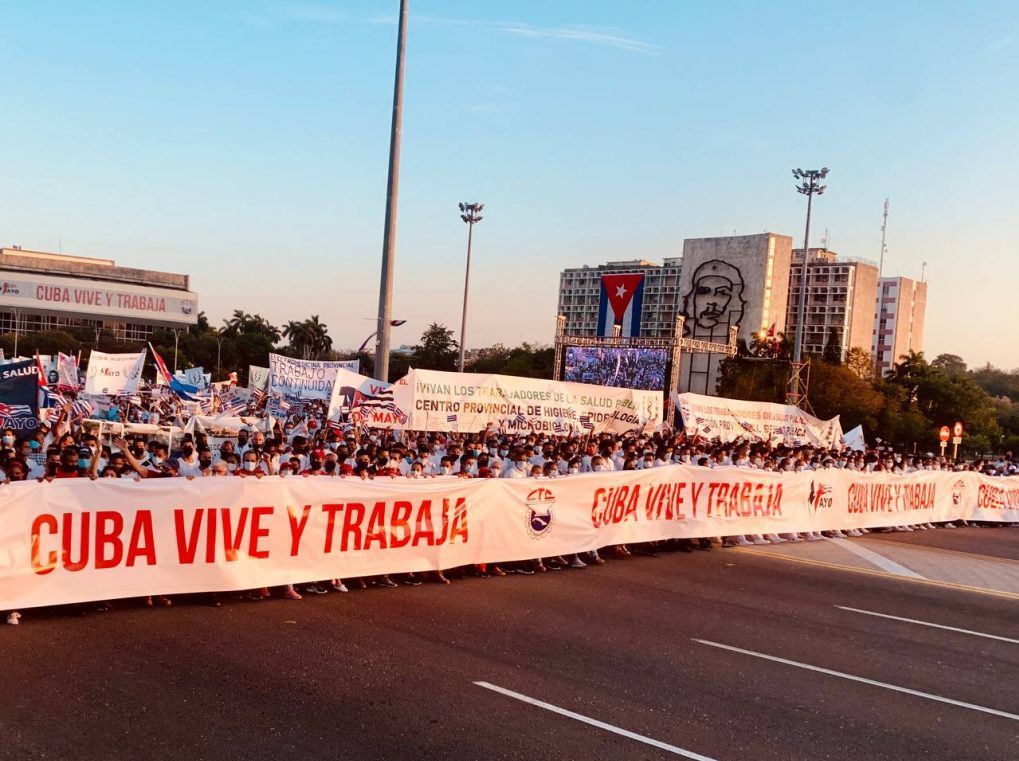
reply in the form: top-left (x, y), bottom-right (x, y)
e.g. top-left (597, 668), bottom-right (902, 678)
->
top-left (3, 395), bottom-right (1017, 626)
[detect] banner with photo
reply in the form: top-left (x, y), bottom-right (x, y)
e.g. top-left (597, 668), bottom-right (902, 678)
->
top-left (392, 369), bottom-right (662, 434)
top-left (673, 392), bottom-right (843, 448)
top-left (84, 350), bottom-right (146, 396)
top-left (326, 368), bottom-right (406, 428)
top-left (248, 365), bottom-right (269, 391)
top-left (0, 359), bottom-right (41, 432)
top-left (1, 466), bottom-right (1016, 611)
top-left (267, 354), bottom-right (360, 401)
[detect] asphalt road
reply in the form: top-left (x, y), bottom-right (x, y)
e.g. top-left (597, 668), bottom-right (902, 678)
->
top-left (3, 528), bottom-right (1017, 761)
top-left (865, 523), bottom-right (1019, 560)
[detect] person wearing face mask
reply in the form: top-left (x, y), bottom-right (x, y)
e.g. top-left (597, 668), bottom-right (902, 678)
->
top-left (435, 455), bottom-right (456, 477)
top-left (175, 439), bottom-right (203, 477)
top-left (502, 452), bottom-right (530, 479)
top-left (457, 455), bottom-right (478, 477)
top-left (301, 449), bottom-right (327, 476)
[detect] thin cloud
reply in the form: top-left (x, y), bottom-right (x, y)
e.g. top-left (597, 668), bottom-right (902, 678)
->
top-left (257, 4), bottom-right (658, 54)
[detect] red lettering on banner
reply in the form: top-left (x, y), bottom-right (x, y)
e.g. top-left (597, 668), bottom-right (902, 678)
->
top-left (690, 483), bottom-right (705, 518)
top-left (126, 511), bottom-right (156, 567)
top-left (390, 501), bottom-right (412, 547)
top-left (342, 502), bottom-right (366, 551)
top-left (449, 498), bottom-right (468, 543)
top-left (413, 501), bottom-right (435, 546)
top-left (287, 505), bottom-right (312, 556)
top-left (322, 504), bottom-right (342, 552)
top-left (62, 512), bottom-right (90, 572)
top-left (220, 507), bottom-right (248, 561)
top-left (249, 507), bottom-right (272, 559)
top-left (364, 502), bottom-right (388, 550)
top-left (95, 511), bottom-right (125, 570)
top-left (31, 514), bottom-right (58, 575)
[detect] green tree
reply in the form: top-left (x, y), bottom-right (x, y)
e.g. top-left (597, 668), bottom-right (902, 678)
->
top-left (821, 328), bottom-right (841, 364)
top-left (414, 323), bottom-right (459, 371)
top-left (282, 315), bottom-right (333, 360)
top-left (845, 346), bottom-right (875, 381)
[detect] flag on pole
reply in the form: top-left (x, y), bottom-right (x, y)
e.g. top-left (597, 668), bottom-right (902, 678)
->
top-left (148, 343), bottom-right (198, 400)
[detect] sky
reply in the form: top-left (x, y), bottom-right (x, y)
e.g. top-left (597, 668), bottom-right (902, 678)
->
top-left (2, 1), bottom-right (1018, 367)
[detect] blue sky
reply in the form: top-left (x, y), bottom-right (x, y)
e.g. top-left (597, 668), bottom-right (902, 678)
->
top-left (2, 1), bottom-right (1017, 367)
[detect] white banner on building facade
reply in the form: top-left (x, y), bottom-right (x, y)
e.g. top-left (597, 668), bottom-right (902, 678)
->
top-left (392, 369), bottom-right (663, 434)
top-left (0, 270), bottom-right (197, 326)
top-left (1, 467), bottom-right (1015, 611)
top-left (674, 392), bottom-right (843, 448)
top-left (83, 350), bottom-right (146, 396)
top-left (267, 354), bottom-right (360, 401)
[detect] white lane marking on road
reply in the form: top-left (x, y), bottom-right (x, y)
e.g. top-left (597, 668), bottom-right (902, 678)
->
top-left (826, 537), bottom-right (925, 578)
top-left (692, 639), bottom-right (1019, 722)
top-left (473, 681), bottom-right (718, 760)
top-left (835, 605), bottom-right (1019, 645)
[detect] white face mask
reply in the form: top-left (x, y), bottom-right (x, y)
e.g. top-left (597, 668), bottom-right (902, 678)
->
top-left (227, 463), bottom-right (237, 473)
top-left (243, 461), bottom-right (257, 472)
top-left (2, 435), bottom-right (14, 446)
top-left (153, 456), bottom-right (165, 466)
top-left (441, 466), bottom-right (452, 475)
top-left (569, 467), bottom-right (579, 474)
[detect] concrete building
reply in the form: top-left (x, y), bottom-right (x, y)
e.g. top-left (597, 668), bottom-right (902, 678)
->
top-left (873, 276), bottom-right (927, 374)
top-left (677, 233), bottom-right (793, 394)
top-left (557, 258), bottom-right (683, 338)
top-left (785, 248), bottom-right (878, 362)
top-left (0, 246), bottom-right (198, 342)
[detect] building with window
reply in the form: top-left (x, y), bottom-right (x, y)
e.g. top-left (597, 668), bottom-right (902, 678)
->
top-left (785, 248), bottom-right (878, 362)
top-left (873, 276), bottom-right (927, 374)
top-left (557, 258), bottom-right (683, 338)
top-left (677, 233), bottom-right (793, 393)
top-left (0, 246), bottom-right (198, 342)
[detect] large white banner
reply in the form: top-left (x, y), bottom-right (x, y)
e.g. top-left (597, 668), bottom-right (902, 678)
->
top-left (326, 369), bottom-right (407, 428)
top-left (393, 369), bottom-right (663, 434)
top-left (184, 415), bottom-right (274, 457)
top-left (0, 467), bottom-right (1016, 611)
top-left (84, 351), bottom-right (146, 396)
top-left (674, 392), bottom-right (844, 448)
top-left (0, 270), bottom-right (198, 326)
top-left (267, 354), bottom-right (360, 401)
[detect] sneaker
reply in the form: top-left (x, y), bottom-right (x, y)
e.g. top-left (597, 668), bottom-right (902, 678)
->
top-left (376, 576), bottom-right (399, 589)
top-left (830, 530), bottom-right (847, 538)
top-left (767, 534), bottom-right (787, 544)
top-left (305, 584), bottom-right (328, 595)
top-left (786, 533), bottom-right (804, 543)
top-left (847, 529), bottom-right (864, 537)
top-left (402, 576), bottom-right (423, 586)
top-left (515, 567), bottom-right (535, 575)
top-left (283, 588), bottom-right (303, 600)
top-left (490, 566), bottom-right (507, 576)
top-left (752, 536), bottom-right (770, 545)
top-left (805, 532), bottom-right (824, 541)
top-left (589, 554), bottom-right (606, 565)
top-left (6, 611), bottom-right (20, 625)
top-left (330, 581), bottom-right (349, 592)
top-left (735, 536), bottom-right (754, 547)
top-left (943, 522), bottom-right (957, 528)
top-left (569, 557), bottom-right (587, 569)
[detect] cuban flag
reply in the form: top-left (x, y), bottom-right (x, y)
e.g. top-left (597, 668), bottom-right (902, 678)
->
top-left (596, 273), bottom-right (645, 337)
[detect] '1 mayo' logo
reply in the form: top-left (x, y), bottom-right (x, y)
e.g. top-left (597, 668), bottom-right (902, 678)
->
top-left (808, 481), bottom-right (833, 512)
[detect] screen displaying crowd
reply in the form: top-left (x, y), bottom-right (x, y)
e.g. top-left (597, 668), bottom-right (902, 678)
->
top-left (563, 346), bottom-right (668, 391)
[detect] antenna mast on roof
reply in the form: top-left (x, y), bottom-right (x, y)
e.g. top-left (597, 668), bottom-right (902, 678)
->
top-left (877, 198), bottom-right (889, 281)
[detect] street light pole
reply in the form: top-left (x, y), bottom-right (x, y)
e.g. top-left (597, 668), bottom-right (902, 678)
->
top-left (788, 167), bottom-right (829, 405)
top-left (457, 202), bottom-right (484, 372)
top-left (374, 0), bottom-right (409, 383)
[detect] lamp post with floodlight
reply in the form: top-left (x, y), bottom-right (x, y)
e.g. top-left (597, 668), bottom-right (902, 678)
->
top-left (457, 202), bottom-right (483, 373)
top-left (788, 167), bottom-right (828, 406)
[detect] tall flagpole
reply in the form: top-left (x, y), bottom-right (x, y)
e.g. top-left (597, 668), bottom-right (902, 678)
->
top-left (374, 0), bottom-right (409, 382)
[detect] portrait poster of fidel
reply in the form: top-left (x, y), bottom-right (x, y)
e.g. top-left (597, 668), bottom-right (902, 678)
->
top-left (267, 354), bottom-right (361, 401)
top-left (2, 466), bottom-right (1017, 611)
top-left (0, 358), bottom-right (41, 432)
top-left (392, 369), bottom-right (663, 434)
